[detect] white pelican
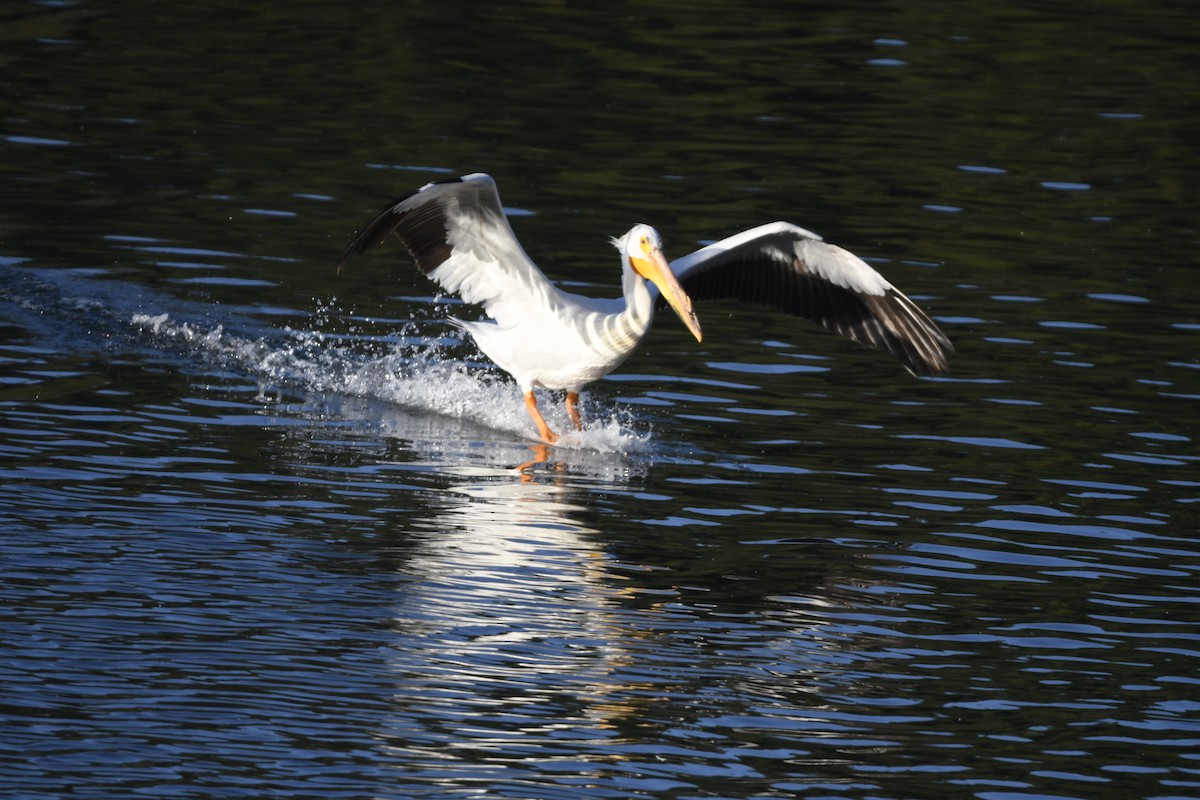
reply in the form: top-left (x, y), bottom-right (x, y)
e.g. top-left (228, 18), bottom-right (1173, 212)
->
top-left (337, 173), bottom-right (951, 443)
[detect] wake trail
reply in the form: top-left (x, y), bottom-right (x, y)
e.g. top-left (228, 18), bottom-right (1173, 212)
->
top-left (1, 262), bottom-right (654, 456)
top-left (130, 310), bottom-right (651, 455)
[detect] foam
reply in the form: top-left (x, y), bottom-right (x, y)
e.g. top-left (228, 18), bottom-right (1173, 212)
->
top-left (130, 311), bottom-right (652, 455)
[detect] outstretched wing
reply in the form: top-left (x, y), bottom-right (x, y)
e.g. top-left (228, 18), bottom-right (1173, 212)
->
top-left (336, 173), bottom-right (558, 327)
top-left (665, 221), bottom-right (953, 375)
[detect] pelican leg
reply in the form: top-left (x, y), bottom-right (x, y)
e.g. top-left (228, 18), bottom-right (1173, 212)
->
top-left (565, 391), bottom-right (583, 431)
top-left (524, 390), bottom-right (558, 444)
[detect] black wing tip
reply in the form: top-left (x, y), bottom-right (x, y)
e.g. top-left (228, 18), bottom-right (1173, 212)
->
top-left (337, 175), bottom-right (487, 275)
top-left (335, 175), bottom-right (487, 273)
top-left (877, 287), bottom-right (953, 376)
top-left (335, 201), bottom-right (406, 272)
top-left (907, 351), bottom-right (951, 377)
top-left (892, 347), bottom-right (950, 379)
top-left (334, 180), bottom-right (439, 272)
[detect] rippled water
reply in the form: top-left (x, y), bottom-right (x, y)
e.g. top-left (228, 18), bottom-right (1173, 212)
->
top-left (3, 1), bottom-right (1199, 798)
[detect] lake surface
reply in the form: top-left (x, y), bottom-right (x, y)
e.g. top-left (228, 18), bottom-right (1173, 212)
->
top-left (2, 2), bottom-right (1199, 798)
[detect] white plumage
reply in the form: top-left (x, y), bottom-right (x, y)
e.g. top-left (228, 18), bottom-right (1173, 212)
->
top-left (338, 173), bottom-right (952, 443)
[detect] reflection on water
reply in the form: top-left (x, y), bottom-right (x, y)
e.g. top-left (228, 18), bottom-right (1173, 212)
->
top-left (3, 0), bottom-right (1200, 798)
top-left (382, 474), bottom-right (638, 780)
top-left (377, 461), bottom-right (853, 796)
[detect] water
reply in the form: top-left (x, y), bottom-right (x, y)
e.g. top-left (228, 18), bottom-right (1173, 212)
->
top-left (3, 1), bottom-right (1199, 798)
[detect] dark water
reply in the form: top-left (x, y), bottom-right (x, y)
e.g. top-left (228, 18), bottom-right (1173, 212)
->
top-left (3, 2), bottom-right (1199, 798)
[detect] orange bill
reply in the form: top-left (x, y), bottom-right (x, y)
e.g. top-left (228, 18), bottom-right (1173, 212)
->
top-left (632, 247), bottom-right (703, 342)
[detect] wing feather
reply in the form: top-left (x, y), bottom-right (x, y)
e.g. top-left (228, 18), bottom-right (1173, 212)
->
top-left (336, 173), bottom-right (558, 327)
top-left (666, 221), bottom-right (952, 375)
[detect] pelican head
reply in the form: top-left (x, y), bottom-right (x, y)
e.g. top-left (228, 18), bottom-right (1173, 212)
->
top-left (615, 224), bottom-right (703, 342)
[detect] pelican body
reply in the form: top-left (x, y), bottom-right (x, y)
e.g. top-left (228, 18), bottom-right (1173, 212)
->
top-left (337, 173), bottom-right (951, 443)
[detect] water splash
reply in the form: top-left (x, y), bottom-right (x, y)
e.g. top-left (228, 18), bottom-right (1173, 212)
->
top-left (129, 311), bottom-right (651, 455)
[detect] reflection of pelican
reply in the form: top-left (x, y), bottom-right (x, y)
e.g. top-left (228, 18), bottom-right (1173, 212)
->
top-left (338, 173), bottom-right (952, 443)
top-left (388, 471), bottom-right (643, 742)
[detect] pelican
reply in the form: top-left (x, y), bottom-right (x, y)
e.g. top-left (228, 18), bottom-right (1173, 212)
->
top-left (337, 173), bottom-right (951, 443)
